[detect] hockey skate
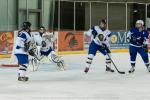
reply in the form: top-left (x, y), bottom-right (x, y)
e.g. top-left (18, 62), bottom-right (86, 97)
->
top-left (106, 66), bottom-right (114, 72)
top-left (146, 66), bottom-right (150, 72)
top-left (18, 76), bottom-right (29, 82)
top-left (128, 67), bottom-right (135, 73)
top-left (84, 67), bottom-right (89, 73)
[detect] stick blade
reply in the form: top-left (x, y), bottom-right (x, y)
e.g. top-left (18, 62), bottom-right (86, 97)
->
top-left (119, 71), bottom-right (125, 74)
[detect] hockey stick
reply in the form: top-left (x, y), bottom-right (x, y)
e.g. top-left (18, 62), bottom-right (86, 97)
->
top-left (106, 53), bottom-right (125, 74)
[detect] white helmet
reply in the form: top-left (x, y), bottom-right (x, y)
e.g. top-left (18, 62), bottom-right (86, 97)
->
top-left (136, 20), bottom-right (144, 26)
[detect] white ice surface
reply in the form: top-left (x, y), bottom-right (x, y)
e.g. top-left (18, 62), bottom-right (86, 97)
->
top-left (0, 53), bottom-right (150, 100)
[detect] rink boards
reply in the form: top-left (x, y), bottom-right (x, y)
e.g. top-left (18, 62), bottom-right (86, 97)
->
top-left (0, 30), bottom-right (150, 58)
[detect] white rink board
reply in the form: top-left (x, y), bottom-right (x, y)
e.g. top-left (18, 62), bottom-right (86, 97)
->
top-left (0, 53), bottom-right (150, 100)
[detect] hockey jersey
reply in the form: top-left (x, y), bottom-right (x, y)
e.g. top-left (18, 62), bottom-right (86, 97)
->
top-left (127, 27), bottom-right (149, 47)
top-left (86, 26), bottom-right (111, 46)
top-left (14, 31), bottom-right (31, 55)
top-left (31, 32), bottom-right (53, 52)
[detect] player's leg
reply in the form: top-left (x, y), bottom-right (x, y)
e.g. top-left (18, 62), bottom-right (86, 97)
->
top-left (46, 48), bottom-right (66, 70)
top-left (15, 54), bottom-right (29, 81)
top-left (28, 46), bottom-right (41, 71)
top-left (138, 47), bottom-right (150, 72)
top-left (129, 45), bottom-right (138, 73)
top-left (84, 41), bottom-right (98, 73)
top-left (99, 47), bottom-right (114, 72)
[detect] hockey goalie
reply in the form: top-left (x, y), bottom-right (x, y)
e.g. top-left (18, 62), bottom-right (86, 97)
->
top-left (29, 26), bottom-right (66, 71)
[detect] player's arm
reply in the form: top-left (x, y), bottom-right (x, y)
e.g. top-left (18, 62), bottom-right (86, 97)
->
top-left (143, 30), bottom-right (149, 45)
top-left (17, 32), bottom-right (34, 53)
top-left (85, 28), bottom-right (92, 36)
top-left (85, 26), bottom-right (98, 38)
top-left (143, 30), bottom-right (149, 52)
top-left (105, 30), bottom-right (112, 42)
top-left (16, 32), bottom-right (27, 49)
top-left (127, 28), bottom-right (137, 43)
top-left (102, 30), bottom-right (111, 50)
top-left (42, 32), bottom-right (53, 41)
top-left (127, 30), bottom-right (132, 42)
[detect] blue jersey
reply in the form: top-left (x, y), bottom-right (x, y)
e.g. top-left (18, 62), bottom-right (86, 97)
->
top-left (127, 27), bottom-right (149, 47)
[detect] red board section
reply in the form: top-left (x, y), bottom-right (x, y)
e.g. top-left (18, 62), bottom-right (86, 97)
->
top-left (58, 31), bottom-right (84, 51)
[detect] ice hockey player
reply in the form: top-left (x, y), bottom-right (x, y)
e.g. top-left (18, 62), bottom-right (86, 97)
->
top-left (30, 26), bottom-right (65, 70)
top-left (127, 20), bottom-right (150, 73)
top-left (84, 19), bottom-right (114, 73)
top-left (14, 21), bottom-right (32, 81)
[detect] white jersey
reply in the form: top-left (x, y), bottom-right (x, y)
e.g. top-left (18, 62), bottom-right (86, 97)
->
top-left (31, 32), bottom-right (43, 46)
top-left (86, 26), bottom-right (111, 46)
top-left (31, 32), bottom-right (54, 52)
top-left (14, 31), bottom-right (31, 55)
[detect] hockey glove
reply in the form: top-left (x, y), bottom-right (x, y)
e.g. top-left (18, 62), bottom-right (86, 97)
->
top-left (91, 28), bottom-right (97, 38)
top-left (100, 43), bottom-right (107, 50)
top-left (143, 44), bottom-right (148, 52)
top-left (24, 42), bottom-right (30, 52)
top-left (28, 48), bottom-right (36, 56)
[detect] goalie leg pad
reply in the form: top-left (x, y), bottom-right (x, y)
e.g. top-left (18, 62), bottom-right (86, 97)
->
top-left (48, 51), bottom-right (66, 70)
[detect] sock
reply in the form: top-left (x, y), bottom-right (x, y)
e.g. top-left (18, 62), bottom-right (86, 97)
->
top-left (106, 53), bottom-right (111, 68)
top-left (18, 64), bottom-right (28, 77)
top-left (86, 54), bottom-right (94, 68)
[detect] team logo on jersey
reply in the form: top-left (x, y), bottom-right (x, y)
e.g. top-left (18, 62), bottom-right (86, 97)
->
top-left (98, 34), bottom-right (104, 41)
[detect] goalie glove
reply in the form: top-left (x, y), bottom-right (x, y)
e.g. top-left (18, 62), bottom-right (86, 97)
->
top-left (28, 48), bottom-right (40, 61)
top-left (28, 48), bottom-right (36, 56)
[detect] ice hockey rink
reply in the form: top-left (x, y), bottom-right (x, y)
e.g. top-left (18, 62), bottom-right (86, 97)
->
top-left (0, 52), bottom-right (150, 100)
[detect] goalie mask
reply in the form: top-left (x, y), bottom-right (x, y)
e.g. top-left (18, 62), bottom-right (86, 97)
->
top-left (39, 26), bottom-right (46, 36)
